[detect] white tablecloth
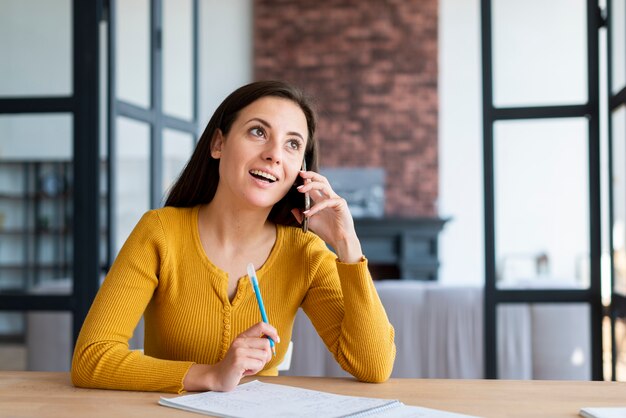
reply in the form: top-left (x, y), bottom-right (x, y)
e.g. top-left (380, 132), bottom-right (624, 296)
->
top-left (283, 281), bottom-right (591, 380)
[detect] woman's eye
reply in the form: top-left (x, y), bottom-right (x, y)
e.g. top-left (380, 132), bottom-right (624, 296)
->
top-left (287, 139), bottom-right (301, 150)
top-left (250, 127), bottom-right (265, 138)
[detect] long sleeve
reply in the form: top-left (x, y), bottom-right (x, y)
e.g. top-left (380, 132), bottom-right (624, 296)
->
top-left (71, 210), bottom-right (194, 393)
top-left (300, 238), bottom-right (396, 382)
top-left (71, 208), bottom-right (395, 393)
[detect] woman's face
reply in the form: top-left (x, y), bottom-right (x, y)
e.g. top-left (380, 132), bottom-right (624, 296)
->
top-left (211, 96), bottom-right (308, 210)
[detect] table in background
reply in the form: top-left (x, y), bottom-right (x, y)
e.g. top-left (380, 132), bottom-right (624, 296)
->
top-left (285, 281), bottom-right (591, 380)
top-left (1, 372), bottom-right (625, 418)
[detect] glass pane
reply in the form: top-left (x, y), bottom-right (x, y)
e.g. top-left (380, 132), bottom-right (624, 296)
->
top-left (162, 129), bottom-right (194, 200)
top-left (611, 0), bottom-right (626, 94)
top-left (115, 117), bottom-right (150, 253)
top-left (0, 0), bottom-right (72, 97)
top-left (497, 303), bottom-right (591, 379)
top-left (163, 0), bottom-right (194, 120)
top-left (497, 304), bottom-right (532, 379)
top-left (0, 310), bottom-right (72, 371)
top-left (116, 0), bottom-right (150, 108)
top-left (492, 0), bottom-right (587, 107)
top-left (616, 317), bottom-right (626, 381)
top-left (495, 118), bottom-right (589, 289)
top-left (0, 114), bottom-right (72, 160)
top-left (613, 106), bottom-right (626, 295)
top-left (604, 315), bottom-right (613, 380)
top-left (0, 115), bottom-right (73, 294)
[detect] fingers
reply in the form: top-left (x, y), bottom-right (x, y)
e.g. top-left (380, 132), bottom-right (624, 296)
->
top-left (297, 171), bottom-right (338, 200)
top-left (302, 196), bottom-right (348, 218)
top-left (296, 170), bottom-right (351, 222)
top-left (210, 323), bottom-right (281, 392)
top-left (238, 322), bottom-right (280, 345)
top-left (230, 340), bottom-right (272, 365)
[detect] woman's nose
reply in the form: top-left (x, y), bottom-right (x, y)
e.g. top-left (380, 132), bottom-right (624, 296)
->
top-left (261, 142), bottom-right (282, 164)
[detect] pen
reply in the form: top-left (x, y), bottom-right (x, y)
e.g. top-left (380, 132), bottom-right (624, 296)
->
top-left (246, 263), bottom-right (276, 355)
top-left (302, 159), bottom-right (310, 233)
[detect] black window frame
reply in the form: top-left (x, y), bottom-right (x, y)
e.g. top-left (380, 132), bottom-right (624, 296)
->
top-left (481, 0), bottom-right (605, 380)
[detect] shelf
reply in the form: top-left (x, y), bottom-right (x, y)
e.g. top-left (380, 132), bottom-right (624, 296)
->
top-left (0, 160), bottom-right (71, 165)
top-left (0, 228), bottom-right (71, 235)
top-left (0, 192), bottom-right (72, 200)
top-left (0, 263), bottom-right (71, 270)
top-left (0, 228), bottom-right (107, 236)
top-left (355, 217), bottom-right (448, 280)
top-left (0, 160), bottom-right (87, 283)
top-left (0, 192), bottom-right (106, 200)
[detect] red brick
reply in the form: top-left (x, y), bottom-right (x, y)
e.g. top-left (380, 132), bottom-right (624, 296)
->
top-left (254, 0), bottom-right (438, 217)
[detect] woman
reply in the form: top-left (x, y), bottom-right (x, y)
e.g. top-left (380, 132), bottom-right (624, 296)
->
top-left (71, 80), bottom-right (396, 393)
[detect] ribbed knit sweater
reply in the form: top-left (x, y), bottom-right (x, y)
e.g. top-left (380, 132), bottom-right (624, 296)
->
top-left (71, 206), bottom-right (396, 393)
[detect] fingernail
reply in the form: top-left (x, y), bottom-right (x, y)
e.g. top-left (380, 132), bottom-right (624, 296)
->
top-left (297, 185), bottom-right (304, 189)
top-left (303, 210), bottom-right (310, 215)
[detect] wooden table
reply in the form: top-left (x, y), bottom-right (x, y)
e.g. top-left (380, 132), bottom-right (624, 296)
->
top-left (1, 372), bottom-right (625, 417)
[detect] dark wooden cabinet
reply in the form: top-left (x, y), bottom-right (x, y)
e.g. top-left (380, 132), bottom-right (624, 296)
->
top-left (354, 217), bottom-right (447, 280)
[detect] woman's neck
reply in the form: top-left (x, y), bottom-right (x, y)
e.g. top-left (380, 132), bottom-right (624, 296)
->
top-left (200, 193), bottom-right (274, 249)
top-left (198, 195), bottom-right (277, 286)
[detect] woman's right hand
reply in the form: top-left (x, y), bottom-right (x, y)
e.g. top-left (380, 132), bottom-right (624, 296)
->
top-left (183, 322), bottom-right (280, 392)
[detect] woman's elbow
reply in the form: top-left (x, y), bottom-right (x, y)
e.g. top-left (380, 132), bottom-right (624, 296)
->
top-left (70, 342), bottom-right (106, 389)
top-left (346, 345), bottom-right (396, 383)
top-left (355, 358), bottom-right (394, 383)
top-left (71, 362), bottom-right (91, 388)
top-left (357, 371), bottom-right (391, 383)
top-left (71, 349), bottom-right (94, 388)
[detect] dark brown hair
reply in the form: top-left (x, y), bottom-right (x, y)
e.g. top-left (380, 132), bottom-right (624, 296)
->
top-left (165, 80), bottom-right (318, 226)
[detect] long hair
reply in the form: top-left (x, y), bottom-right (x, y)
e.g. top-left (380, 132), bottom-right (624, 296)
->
top-left (165, 80), bottom-right (318, 227)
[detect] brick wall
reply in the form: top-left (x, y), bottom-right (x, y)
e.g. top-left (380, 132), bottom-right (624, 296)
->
top-left (254, 0), bottom-right (438, 216)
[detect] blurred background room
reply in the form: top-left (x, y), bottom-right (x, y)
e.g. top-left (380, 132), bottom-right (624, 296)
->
top-left (1, 0), bottom-right (626, 382)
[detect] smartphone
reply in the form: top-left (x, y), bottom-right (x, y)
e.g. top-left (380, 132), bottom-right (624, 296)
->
top-left (301, 159), bottom-right (310, 233)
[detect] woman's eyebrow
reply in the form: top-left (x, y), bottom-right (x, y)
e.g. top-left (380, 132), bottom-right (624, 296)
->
top-left (246, 117), bottom-right (304, 140)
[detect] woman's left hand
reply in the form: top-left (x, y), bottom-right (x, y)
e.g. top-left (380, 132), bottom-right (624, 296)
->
top-left (291, 170), bottom-right (363, 263)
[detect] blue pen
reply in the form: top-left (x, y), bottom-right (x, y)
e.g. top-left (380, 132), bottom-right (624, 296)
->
top-left (247, 263), bottom-right (276, 356)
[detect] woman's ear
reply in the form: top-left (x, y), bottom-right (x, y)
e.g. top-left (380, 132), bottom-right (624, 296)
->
top-left (210, 130), bottom-right (224, 159)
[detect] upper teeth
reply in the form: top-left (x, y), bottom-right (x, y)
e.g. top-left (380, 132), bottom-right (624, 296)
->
top-left (250, 170), bottom-right (277, 182)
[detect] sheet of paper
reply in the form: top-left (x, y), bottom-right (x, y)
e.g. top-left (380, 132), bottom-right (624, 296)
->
top-left (161, 380), bottom-right (398, 418)
top-left (580, 407), bottom-right (626, 418)
top-left (159, 380), bottom-right (480, 418)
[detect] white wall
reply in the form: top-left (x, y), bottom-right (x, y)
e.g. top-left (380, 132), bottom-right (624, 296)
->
top-left (199, 0), bottom-right (253, 126)
top-left (438, 0), bottom-right (484, 285)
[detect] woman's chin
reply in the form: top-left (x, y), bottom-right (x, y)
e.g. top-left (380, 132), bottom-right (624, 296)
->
top-left (245, 191), bottom-right (288, 210)
top-left (245, 197), bottom-right (281, 211)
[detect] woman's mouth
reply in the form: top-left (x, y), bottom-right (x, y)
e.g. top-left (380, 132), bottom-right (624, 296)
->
top-left (249, 169), bottom-right (277, 183)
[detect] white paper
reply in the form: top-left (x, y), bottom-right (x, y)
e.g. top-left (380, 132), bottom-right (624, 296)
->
top-left (159, 380), bottom-right (480, 418)
top-left (580, 407), bottom-right (626, 418)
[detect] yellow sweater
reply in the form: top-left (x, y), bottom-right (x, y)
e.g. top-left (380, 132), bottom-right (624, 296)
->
top-left (71, 206), bottom-right (396, 393)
